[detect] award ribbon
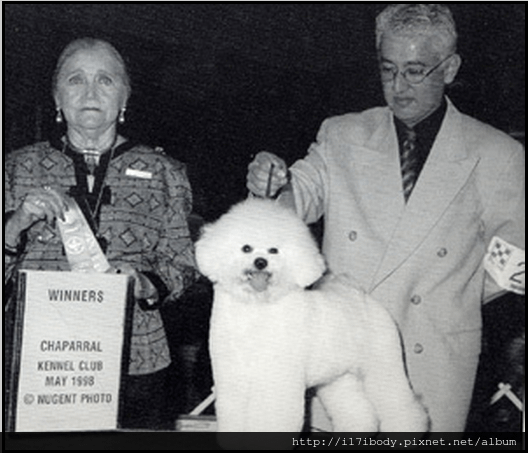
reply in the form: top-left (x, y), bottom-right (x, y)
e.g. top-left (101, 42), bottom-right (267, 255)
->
top-left (57, 197), bottom-right (111, 273)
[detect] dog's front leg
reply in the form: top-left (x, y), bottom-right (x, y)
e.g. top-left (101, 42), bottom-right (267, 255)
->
top-left (214, 379), bottom-right (251, 432)
top-left (245, 369), bottom-right (306, 432)
top-left (209, 300), bottom-right (254, 432)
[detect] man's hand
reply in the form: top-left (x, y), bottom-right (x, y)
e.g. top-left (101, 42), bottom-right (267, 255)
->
top-left (247, 151), bottom-right (290, 198)
top-left (110, 264), bottom-right (159, 305)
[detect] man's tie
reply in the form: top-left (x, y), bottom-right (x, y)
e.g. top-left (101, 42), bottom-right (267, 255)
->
top-left (400, 128), bottom-right (418, 203)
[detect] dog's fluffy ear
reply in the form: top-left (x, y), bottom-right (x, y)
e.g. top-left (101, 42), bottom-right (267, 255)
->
top-left (285, 227), bottom-right (326, 288)
top-left (195, 223), bottom-right (221, 283)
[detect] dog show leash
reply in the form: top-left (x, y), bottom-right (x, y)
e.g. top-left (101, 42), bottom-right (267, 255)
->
top-left (265, 163), bottom-right (275, 199)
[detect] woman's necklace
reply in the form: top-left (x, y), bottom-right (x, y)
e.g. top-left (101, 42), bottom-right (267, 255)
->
top-left (62, 135), bottom-right (119, 251)
top-left (85, 145), bottom-right (116, 221)
top-left (69, 134), bottom-right (118, 193)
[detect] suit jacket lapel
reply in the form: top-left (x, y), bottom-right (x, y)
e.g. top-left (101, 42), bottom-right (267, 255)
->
top-left (369, 102), bottom-right (480, 292)
top-left (350, 110), bottom-right (406, 242)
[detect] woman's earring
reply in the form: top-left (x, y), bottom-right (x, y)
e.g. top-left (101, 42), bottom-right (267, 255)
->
top-left (55, 108), bottom-right (63, 124)
top-left (118, 108), bottom-right (126, 124)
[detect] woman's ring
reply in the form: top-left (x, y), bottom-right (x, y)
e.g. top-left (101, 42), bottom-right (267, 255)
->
top-left (35, 200), bottom-right (46, 208)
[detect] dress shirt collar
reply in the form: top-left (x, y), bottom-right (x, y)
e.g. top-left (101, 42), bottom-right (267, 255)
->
top-left (394, 97), bottom-right (448, 162)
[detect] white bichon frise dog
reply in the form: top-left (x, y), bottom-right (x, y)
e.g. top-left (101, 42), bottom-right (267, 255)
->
top-left (195, 198), bottom-right (429, 433)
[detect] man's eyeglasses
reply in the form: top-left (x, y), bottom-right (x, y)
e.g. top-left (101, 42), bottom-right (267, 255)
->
top-left (380, 54), bottom-right (453, 85)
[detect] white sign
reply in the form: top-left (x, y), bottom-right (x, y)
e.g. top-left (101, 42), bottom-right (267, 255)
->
top-left (12, 270), bottom-right (132, 432)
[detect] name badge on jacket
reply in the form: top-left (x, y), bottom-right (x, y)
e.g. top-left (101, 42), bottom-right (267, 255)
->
top-left (126, 168), bottom-right (152, 179)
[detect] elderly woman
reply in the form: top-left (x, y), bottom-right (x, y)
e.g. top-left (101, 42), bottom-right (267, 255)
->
top-left (4, 38), bottom-right (198, 429)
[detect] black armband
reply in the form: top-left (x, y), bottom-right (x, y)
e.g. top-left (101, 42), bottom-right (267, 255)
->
top-left (135, 271), bottom-right (169, 311)
top-left (136, 296), bottom-right (161, 311)
top-left (143, 271), bottom-right (170, 302)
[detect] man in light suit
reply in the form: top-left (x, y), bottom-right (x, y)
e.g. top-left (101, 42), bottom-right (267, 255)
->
top-left (247, 4), bottom-right (525, 432)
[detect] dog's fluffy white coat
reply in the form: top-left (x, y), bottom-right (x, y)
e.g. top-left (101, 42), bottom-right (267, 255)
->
top-left (196, 198), bottom-right (428, 433)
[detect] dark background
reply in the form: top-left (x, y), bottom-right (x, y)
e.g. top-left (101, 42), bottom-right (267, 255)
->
top-left (4, 3), bottom-right (525, 221)
top-left (4, 3), bottom-right (525, 434)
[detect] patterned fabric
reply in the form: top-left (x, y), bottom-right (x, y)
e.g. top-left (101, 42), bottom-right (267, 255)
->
top-left (400, 128), bottom-right (418, 202)
top-left (394, 98), bottom-right (447, 195)
top-left (4, 140), bottom-right (198, 375)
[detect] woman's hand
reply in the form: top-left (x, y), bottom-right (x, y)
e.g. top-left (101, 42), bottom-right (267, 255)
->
top-left (247, 151), bottom-right (290, 198)
top-left (5, 186), bottom-right (68, 248)
top-left (110, 264), bottom-right (159, 306)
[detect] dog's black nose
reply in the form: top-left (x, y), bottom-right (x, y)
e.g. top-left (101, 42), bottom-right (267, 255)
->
top-left (254, 258), bottom-right (268, 270)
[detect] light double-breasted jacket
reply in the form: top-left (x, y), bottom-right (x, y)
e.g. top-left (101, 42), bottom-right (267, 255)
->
top-left (289, 99), bottom-right (525, 432)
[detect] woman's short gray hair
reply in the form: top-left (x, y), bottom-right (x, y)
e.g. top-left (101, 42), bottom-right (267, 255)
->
top-left (52, 38), bottom-right (131, 98)
top-left (376, 4), bottom-right (458, 57)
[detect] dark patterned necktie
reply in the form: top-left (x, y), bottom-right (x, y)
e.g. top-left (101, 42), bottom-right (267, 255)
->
top-left (400, 128), bottom-right (418, 203)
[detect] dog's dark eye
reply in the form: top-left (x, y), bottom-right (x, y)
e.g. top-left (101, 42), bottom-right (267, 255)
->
top-left (268, 248), bottom-right (279, 254)
top-left (242, 245), bottom-right (253, 253)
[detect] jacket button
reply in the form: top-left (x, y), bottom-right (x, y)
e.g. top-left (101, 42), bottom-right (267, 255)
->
top-left (348, 231), bottom-right (358, 242)
top-left (411, 295), bottom-right (422, 305)
top-left (437, 247), bottom-right (448, 258)
top-left (414, 343), bottom-right (424, 354)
